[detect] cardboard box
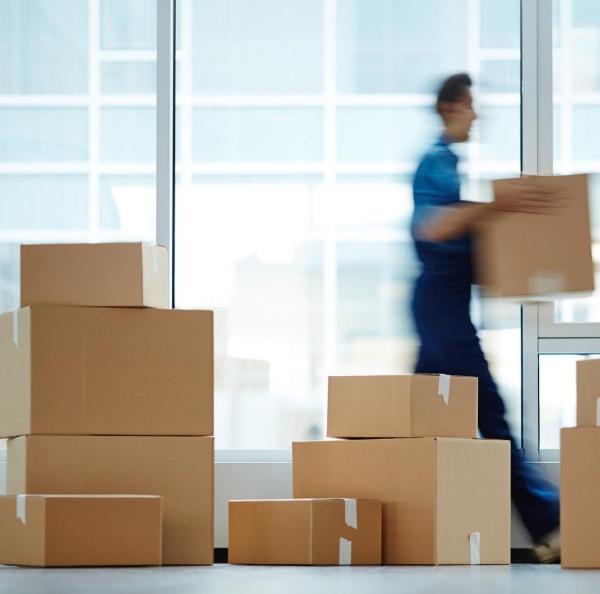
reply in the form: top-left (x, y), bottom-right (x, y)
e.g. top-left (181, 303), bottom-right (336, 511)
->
top-left (0, 495), bottom-right (162, 567)
top-left (0, 306), bottom-right (213, 437)
top-left (576, 359), bottom-right (600, 427)
top-left (229, 499), bottom-right (382, 565)
top-left (476, 174), bottom-right (594, 299)
top-left (327, 375), bottom-right (478, 439)
top-left (561, 427), bottom-right (600, 568)
top-left (293, 438), bottom-right (510, 565)
top-left (6, 435), bottom-right (214, 565)
top-left (20, 242), bottom-right (169, 309)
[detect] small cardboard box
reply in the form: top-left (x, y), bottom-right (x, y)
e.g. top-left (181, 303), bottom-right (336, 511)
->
top-left (0, 306), bottom-right (213, 437)
top-left (576, 359), bottom-right (600, 427)
top-left (476, 174), bottom-right (594, 299)
top-left (21, 242), bottom-right (169, 309)
top-left (228, 499), bottom-right (382, 566)
top-left (0, 495), bottom-right (162, 567)
top-left (327, 374), bottom-right (478, 439)
top-left (293, 438), bottom-right (510, 565)
top-left (6, 435), bottom-right (214, 566)
top-left (561, 427), bottom-right (600, 568)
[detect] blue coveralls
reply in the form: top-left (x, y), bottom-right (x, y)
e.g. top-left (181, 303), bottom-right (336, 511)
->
top-left (410, 135), bottom-right (560, 542)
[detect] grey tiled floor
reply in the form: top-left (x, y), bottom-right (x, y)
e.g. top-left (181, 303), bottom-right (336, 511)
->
top-left (0, 564), bottom-right (598, 594)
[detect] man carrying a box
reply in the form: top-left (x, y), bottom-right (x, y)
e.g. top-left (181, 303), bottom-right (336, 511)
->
top-left (410, 72), bottom-right (561, 563)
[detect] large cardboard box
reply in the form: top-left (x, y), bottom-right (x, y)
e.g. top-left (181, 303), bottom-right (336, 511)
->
top-left (576, 359), bottom-right (600, 427)
top-left (229, 499), bottom-right (382, 566)
top-left (561, 427), bottom-right (600, 568)
top-left (327, 375), bottom-right (478, 439)
top-left (293, 438), bottom-right (510, 565)
top-left (476, 174), bottom-right (594, 299)
top-left (0, 495), bottom-right (162, 567)
top-left (0, 306), bottom-right (213, 437)
top-left (20, 242), bottom-right (169, 308)
top-left (6, 435), bottom-right (214, 565)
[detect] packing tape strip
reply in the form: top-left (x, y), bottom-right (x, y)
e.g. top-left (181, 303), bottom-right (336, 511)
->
top-left (13, 310), bottom-right (18, 347)
top-left (16, 495), bottom-right (27, 525)
top-left (344, 499), bottom-right (358, 529)
top-left (339, 537), bottom-right (352, 566)
top-left (152, 244), bottom-right (158, 275)
top-left (438, 374), bottom-right (450, 405)
top-left (470, 532), bottom-right (481, 565)
top-left (596, 397), bottom-right (600, 427)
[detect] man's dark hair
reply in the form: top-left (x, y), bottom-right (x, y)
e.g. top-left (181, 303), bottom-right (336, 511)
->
top-left (436, 73), bottom-right (472, 113)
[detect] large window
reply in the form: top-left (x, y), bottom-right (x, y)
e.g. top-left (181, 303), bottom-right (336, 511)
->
top-left (174, 0), bottom-right (522, 449)
top-left (0, 0), bottom-right (157, 315)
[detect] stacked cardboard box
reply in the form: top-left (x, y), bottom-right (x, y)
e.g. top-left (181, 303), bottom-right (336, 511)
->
top-left (561, 359), bottom-right (600, 568)
top-left (293, 374), bottom-right (511, 565)
top-left (0, 243), bottom-right (214, 566)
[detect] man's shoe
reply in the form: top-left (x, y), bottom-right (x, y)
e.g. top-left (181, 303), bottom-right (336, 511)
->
top-left (533, 528), bottom-right (561, 564)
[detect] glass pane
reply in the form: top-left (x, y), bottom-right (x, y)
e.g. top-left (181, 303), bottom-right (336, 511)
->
top-left (0, 108), bottom-right (88, 162)
top-left (174, 179), bottom-right (323, 448)
top-left (480, 0), bottom-right (520, 48)
top-left (337, 0), bottom-right (468, 94)
top-left (101, 107), bottom-right (156, 162)
top-left (101, 0), bottom-right (157, 50)
top-left (100, 175), bottom-right (156, 241)
top-left (337, 107), bottom-right (436, 163)
top-left (101, 62), bottom-right (156, 95)
top-left (193, 108), bottom-right (323, 162)
top-left (176, 0), bottom-right (522, 449)
top-left (553, 1), bottom-right (600, 322)
top-left (0, 0), bottom-right (89, 94)
top-left (0, 0), bottom-right (157, 319)
top-left (539, 354), bottom-right (583, 449)
top-left (193, 0), bottom-right (323, 94)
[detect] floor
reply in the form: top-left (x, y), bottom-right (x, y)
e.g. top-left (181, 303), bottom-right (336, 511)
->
top-left (0, 564), bottom-right (598, 594)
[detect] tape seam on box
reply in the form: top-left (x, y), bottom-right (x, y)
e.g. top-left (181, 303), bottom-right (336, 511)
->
top-left (343, 499), bottom-right (358, 529)
top-left (16, 495), bottom-right (27, 525)
top-left (596, 397), bottom-right (600, 427)
top-left (339, 538), bottom-right (352, 565)
top-left (309, 504), bottom-right (313, 565)
top-left (470, 532), bottom-right (481, 565)
top-left (13, 310), bottom-right (18, 347)
top-left (438, 374), bottom-right (451, 405)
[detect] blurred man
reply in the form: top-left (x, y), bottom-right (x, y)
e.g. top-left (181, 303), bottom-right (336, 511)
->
top-left (410, 73), bottom-right (561, 563)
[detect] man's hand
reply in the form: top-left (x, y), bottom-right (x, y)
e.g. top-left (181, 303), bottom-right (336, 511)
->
top-left (492, 182), bottom-right (568, 215)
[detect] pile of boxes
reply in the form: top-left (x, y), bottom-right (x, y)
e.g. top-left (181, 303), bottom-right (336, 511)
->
top-left (0, 243), bottom-right (215, 567)
top-left (229, 374), bottom-right (511, 566)
top-left (561, 359), bottom-right (600, 568)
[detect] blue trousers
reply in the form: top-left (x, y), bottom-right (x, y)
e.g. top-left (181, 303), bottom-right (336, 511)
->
top-left (412, 272), bottom-right (560, 541)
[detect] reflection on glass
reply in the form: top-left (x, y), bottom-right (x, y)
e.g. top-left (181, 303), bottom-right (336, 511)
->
top-left (101, 62), bottom-right (156, 95)
top-left (101, 108), bottom-right (156, 162)
top-left (101, 0), bottom-right (157, 50)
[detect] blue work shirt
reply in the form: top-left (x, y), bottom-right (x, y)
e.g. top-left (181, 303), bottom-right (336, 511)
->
top-left (411, 134), bottom-right (472, 275)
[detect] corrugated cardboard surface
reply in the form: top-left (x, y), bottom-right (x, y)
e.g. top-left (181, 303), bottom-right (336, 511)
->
top-left (477, 174), bottom-right (594, 299)
top-left (0, 306), bottom-right (213, 437)
top-left (561, 428), bottom-right (600, 568)
top-left (20, 242), bottom-right (169, 308)
top-left (327, 375), bottom-right (477, 439)
top-left (436, 439), bottom-right (510, 565)
top-left (293, 438), bottom-right (510, 565)
top-left (229, 499), bottom-right (382, 565)
top-left (7, 435), bottom-right (214, 566)
top-left (576, 359), bottom-right (600, 427)
top-left (0, 495), bottom-right (162, 567)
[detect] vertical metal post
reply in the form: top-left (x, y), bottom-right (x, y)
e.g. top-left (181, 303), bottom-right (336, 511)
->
top-left (520, 0), bottom-right (554, 460)
top-left (156, 0), bottom-right (176, 307)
